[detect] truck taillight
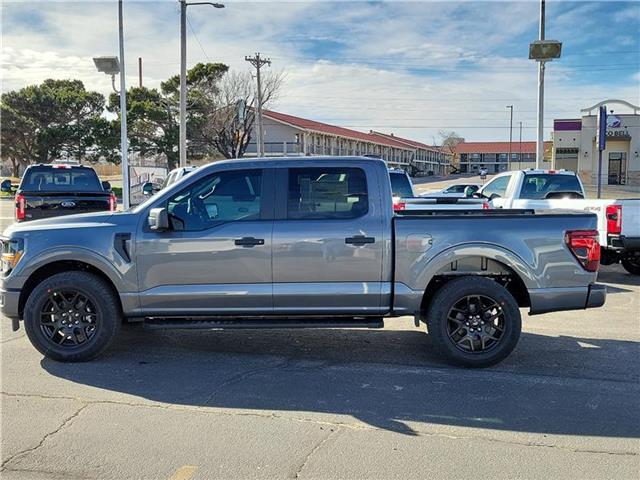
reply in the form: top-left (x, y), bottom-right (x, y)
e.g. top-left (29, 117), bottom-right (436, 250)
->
top-left (482, 201), bottom-right (490, 209)
top-left (606, 204), bottom-right (622, 235)
top-left (15, 194), bottom-right (25, 221)
top-left (109, 193), bottom-right (117, 211)
top-left (393, 202), bottom-right (406, 212)
top-left (565, 229), bottom-right (600, 272)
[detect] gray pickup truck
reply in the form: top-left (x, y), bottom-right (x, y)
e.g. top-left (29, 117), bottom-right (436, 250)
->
top-left (0, 157), bottom-right (605, 367)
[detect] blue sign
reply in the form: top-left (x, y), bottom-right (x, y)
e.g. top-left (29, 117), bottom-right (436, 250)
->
top-left (597, 105), bottom-right (607, 151)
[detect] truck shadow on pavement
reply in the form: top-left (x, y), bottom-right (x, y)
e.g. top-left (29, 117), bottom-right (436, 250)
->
top-left (42, 327), bottom-right (640, 438)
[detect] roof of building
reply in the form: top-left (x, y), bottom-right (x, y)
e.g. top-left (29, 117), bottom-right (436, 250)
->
top-left (262, 110), bottom-right (430, 150)
top-left (453, 141), bottom-right (552, 154)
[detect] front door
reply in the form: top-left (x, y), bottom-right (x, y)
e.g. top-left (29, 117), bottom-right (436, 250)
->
top-left (136, 168), bottom-right (274, 315)
top-left (608, 153), bottom-right (626, 185)
top-left (272, 165), bottom-right (385, 314)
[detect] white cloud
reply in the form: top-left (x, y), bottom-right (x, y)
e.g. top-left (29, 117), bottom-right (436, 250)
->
top-left (1, 0), bottom-right (638, 144)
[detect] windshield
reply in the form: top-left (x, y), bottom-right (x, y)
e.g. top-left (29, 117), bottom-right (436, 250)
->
top-left (20, 167), bottom-right (103, 192)
top-left (389, 172), bottom-right (413, 197)
top-left (519, 174), bottom-right (583, 199)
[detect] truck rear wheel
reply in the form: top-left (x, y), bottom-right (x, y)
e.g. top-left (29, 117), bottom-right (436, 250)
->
top-left (23, 271), bottom-right (121, 362)
top-left (621, 258), bottom-right (640, 275)
top-left (425, 277), bottom-right (521, 368)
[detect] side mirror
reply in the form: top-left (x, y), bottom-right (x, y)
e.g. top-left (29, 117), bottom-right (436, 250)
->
top-left (142, 182), bottom-right (154, 196)
top-left (490, 193), bottom-right (501, 200)
top-left (148, 207), bottom-right (169, 231)
top-left (101, 181), bottom-right (111, 191)
top-left (1, 179), bottom-right (12, 193)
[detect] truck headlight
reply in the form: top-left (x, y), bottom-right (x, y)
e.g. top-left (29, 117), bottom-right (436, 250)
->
top-left (1, 238), bottom-right (24, 275)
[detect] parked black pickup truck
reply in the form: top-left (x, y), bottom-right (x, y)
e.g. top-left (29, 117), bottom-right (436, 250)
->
top-left (11, 164), bottom-right (117, 222)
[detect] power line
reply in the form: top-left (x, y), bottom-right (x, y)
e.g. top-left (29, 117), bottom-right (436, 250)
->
top-left (186, 14), bottom-right (210, 62)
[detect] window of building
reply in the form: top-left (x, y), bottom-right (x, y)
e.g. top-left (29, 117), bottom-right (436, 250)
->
top-left (287, 167), bottom-right (368, 220)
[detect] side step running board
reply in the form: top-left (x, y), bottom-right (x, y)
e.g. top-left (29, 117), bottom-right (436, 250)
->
top-left (143, 317), bottom-right (384, 330)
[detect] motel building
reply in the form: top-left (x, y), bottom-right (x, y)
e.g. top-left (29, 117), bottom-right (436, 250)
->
top-left (454, 141), bottom-right (552, 174)
top-left (245, 110), bottom-right (451, 176)
top-left (552, 99), bottom-right (640, 186)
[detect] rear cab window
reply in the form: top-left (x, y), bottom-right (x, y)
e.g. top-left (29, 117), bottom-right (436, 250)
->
top-left (287, 167), bottom-right (368, 219)
top-left (20, 166), bottom-right (102, 192)
top-left (389, 172), bottom-right (414, 198)
top-left (519, 174), bottom-right (583, 199)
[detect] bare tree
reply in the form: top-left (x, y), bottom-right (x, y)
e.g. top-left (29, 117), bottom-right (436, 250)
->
top-left (196, 70), bottom-right (284, 159)
top-left (438, 130), bottom-right (464, 154)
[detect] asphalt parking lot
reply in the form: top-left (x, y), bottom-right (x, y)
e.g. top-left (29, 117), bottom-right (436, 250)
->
top-left (0, 196), bottom-right (639, 479)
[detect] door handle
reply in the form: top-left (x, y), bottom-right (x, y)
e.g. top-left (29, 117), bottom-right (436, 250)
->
top-left (345, 235), bottom-right (375, 245)
top-left (234, 237), bottom-right (265, 247)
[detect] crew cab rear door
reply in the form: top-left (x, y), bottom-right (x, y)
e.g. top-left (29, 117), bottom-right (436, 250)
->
top-left (271, 164), bottom-right (385, 314)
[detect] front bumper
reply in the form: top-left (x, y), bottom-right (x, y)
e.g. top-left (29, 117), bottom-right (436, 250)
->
top-left (529, 283), bottom-right (606, 315)
top-left (0, 287), bottom-right (21, 329)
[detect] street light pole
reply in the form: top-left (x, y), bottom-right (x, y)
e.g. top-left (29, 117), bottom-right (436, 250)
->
top-left (507, 105), bottom-right (513, 171)
top-left (535, 0), bottom-right (545, 169)
top-left (519, 121), bottom-right (523, 170)
top-left (179, 1), bottom-right (225, 168)
top-left (118, 0), bottom-right (130, 209)
top-left (179, 0), bottom-right (187, 168)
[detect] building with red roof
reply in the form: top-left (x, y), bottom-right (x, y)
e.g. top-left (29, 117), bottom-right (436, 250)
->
top-left (453, 141), bottom-right (552, 174)
top-left (245, 110), bottom-right (451, 175)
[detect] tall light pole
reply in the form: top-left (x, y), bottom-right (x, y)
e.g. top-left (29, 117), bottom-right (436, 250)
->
top-left (179, 1), bottom-right (225, 168)
top-left (519, 121), bottom-right (523, 170)
top-left (118, 0), bottom-right (129, 208)
top-left (506, 105), bottom-right (513, 171)
top-left (529, 0), bottom-right (562, 169)
top-left (92, 1), bottom-right (130, 208)
top-left (245, 53), bottom-right (271, 157)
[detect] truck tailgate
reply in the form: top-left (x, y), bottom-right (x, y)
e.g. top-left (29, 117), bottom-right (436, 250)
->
top-left (22, 192), bottom-right (111, 221)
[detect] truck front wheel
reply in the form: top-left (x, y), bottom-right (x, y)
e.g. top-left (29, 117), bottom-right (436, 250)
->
top-left (425, 277), bottom-right (521, 368)
top-left (621, 258), bottom-right (640, 275)
top-left (23, 271), bottom-right (121, 362)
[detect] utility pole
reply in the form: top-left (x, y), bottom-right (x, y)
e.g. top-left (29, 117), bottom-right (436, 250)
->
top-left (519, 121), bottom-right (523, 170)
top-left (245, 53), bottom-right (271, 157)
top-left (118, 0), bottom-right (130, 209)
top-left (535, 0), bottom-right (545, 169)
top-left (138, 57), bottom-right (143, 87)
top-left (506, 105), bottom-right (513, 171)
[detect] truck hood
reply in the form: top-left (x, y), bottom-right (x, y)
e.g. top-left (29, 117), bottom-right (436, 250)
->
top-left (3, 211), bottom-right (134, 236)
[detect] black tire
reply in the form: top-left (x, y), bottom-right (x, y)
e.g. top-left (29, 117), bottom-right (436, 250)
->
top-left (425, 277), bottom-right (521, 368)
top-left (24, 271), bottom-right (121, 362)
top-left (621, 258), bottom-right (640, 275)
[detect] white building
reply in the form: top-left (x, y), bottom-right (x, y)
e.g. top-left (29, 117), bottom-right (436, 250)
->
top-left (245, 110), bottom-right (451, 175)
top-left (552, 99), bottom-right (640, 186)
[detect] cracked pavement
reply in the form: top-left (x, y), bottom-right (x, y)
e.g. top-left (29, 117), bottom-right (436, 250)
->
top-left (0, 199), bottom-right (639, 479)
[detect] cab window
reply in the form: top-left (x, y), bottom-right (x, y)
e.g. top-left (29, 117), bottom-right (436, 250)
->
top-left (482, 175), bottom-right (511, 198)
top-left (519, 174), bottom-right (583, 199)
top-left (166, 169), bottom-right (262, 231)
top-left (287, 167), bottom-right (368, 219)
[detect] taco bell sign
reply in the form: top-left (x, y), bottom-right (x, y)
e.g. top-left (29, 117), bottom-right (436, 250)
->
top-left (596, 105), bottom-right (607, 151)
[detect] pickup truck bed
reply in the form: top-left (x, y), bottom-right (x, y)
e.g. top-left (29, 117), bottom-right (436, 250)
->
top-left (1, 157), bottom-right (605, 367)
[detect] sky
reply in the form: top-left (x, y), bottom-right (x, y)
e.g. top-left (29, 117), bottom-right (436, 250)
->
top-left (1, 0), bottom-right (639, 144)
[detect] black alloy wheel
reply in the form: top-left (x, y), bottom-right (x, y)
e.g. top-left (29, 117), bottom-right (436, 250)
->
top-left (446, 294), bottom-right (506, 354)
top-left (39, 289), bottom-right (99, 347)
